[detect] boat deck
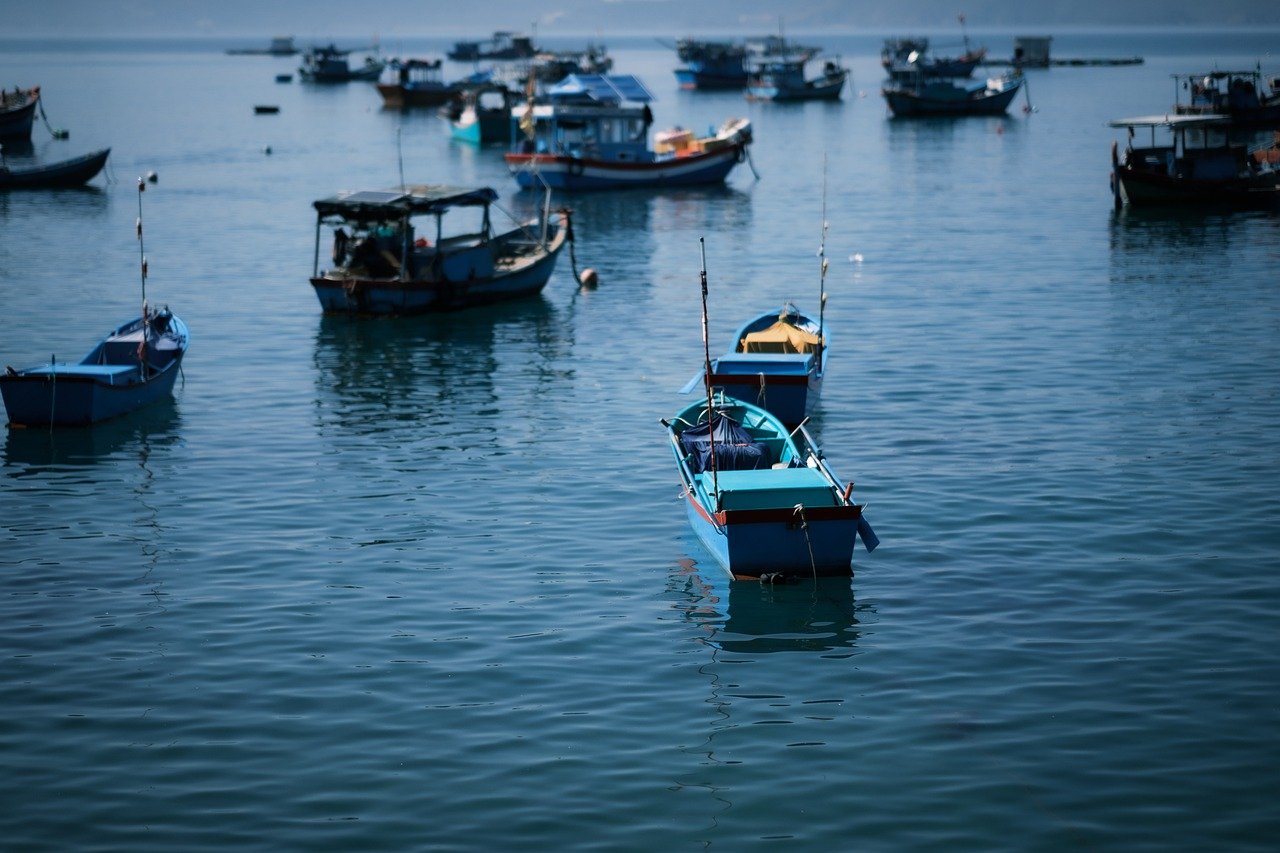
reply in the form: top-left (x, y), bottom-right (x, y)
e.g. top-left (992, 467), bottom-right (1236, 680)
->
top-left (714, 353), bottom-right (813, 374)
top-left (701, 467), bottom-right (837, 511)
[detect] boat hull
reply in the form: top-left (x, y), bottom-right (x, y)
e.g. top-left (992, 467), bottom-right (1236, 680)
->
top-left (683, 490), bottom-right (860, 579)
top-left (505, 144), bottom-right (745, 191)
top-left (451, 112), bottom-right (512, 145)
top-left (883, 81), bottom-right (1021, 116)
top-left (1113, 167), bottom-right (1280, 207)
top-left (0, 148), bottom-right (110, 190)
top-left (311, 229), bottom-right (566, 315)
top-left (747, 72), bottom-right (847, 102)
top-left (674, 68), bottom-right (748, 90)
top-left (377, 83), bottom-right (456, 108)
top-left (707, 371), bottom-right (821, 426)
top-left (0, 95), bottom-right (37, 141)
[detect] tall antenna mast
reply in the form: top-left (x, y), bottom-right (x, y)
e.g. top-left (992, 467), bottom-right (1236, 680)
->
top-left (699, 237), bottom-right (720, 503)
top-left (817, 154), bottom-right (829, 357)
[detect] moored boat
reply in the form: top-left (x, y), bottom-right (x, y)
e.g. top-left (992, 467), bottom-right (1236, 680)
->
top-left (746, 54), bottom-right (848, 101)
top-left (664, 392), bottom-right (877, 579)
top-left (504, 74), bottom-right (753, 191)
top-left (309, 184), bottom-right (568, 315)
top-left (300, 44), bottom-right (385, 83)
top-left (376, 58), bottom-right (460, 107)
top-left (881, 36), bottom-right (987, 81)
top-left (1, 179), bottom-right (188, 427)
top-left (674, 39), bottom-right (750, 90)
top-left (1109, 114), bottom-right (1280, 208)
top-left (1173, 70), bottom-right (1280, 128)
top-left (449, 82), bottom-right (517, 144)
top-left (682, 304), bottom-right (827, 426)
top-left (0, 147), bottom-right (110, 190)
top-left (448, 32), bottom-right (537, 62)
top-left (226, 36), bottom-right (298, 56)
top-left (882, 71), bottom-right (1023, 117)
top-left (0, 86), bottom-right (40, 141)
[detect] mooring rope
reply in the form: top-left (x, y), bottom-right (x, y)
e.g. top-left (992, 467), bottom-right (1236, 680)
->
top-left (793, 503), bottom-right (818, 582)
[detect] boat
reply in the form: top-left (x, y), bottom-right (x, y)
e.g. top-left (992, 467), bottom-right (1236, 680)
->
top-left (376, 58), bottom-right (460, 107)
top-left (449, 82), bottom-right (517, 144)
top-left (253, 105), bottom-right (279, 114)
top-left (663, 240), bottom-right (876, 580)
top-left (226, 36), bottom-right (298, 56)
top-left (504, 74), bottom-right (753, 192)
top-left (674, 39), bottom-right (751, 90)
top-left (746, 54), bottom-right (848, 101)
top-left (309, 184), bottom-right (569, 315)
top-left (0, 147), bottom-right (110, 190)
top-left (882, 71), bottom-right (1023, 117)
top-left (1173, 70), bottom-right (1280, 128)
top-left (881, 37), bottom-right (988, 81)
top-left (681, 304), bottom-right (827, 426)
top-left (523, 44), bottom-right (614, 84)
top-left (0, 86), bottom-right (40, 141)
top-left (1, 180), bottom-right (188, 427)
top-left (448, 32), bottom-right (537, 62)
top-left (299, 44), bottom-right (385, 83)
top-left (1109, 114), bottom-right (1280, 208)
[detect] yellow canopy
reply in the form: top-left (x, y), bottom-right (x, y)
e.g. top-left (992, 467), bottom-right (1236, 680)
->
top-left (739, 320), bottom-right (823, 354)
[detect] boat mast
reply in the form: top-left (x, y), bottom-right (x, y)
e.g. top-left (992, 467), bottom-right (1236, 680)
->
top-left (817, 154), bottom-right (829, 359)
top-left (136, 177), bottom-right (150, 370)
top-left (699, 237), bottom-right (719, 503)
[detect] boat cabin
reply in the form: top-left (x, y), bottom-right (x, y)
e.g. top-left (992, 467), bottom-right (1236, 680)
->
top-left (1111, 114), bottom-right (1268, 180)
top-left (511, 74), bottom-right (656, 163)
top-left (312, 185), bottom-right (502, 282)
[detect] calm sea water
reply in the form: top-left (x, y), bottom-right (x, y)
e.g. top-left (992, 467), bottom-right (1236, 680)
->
top-left (2, 29), bottom-right (1279, 851)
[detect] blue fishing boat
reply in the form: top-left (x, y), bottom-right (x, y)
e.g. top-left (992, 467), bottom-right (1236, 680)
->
top-left (665, 238), bottom-right (876, 581)
top-left (0, 86), bottom-right (39, 141)
top-left (881, 37), bottom-right (987, 82)
top-left (882, 72), bottom-right (1023, 117)
top-left (674, 39), bottom-right (750, 90)
top-left (504, 74), bottom-right (753, 192)
top-left (1, 180), bottom-right (188, 427)
top-left (299, 44), bottom-right (385, 83)
top-left (746, 54), bottom-right (848, 101)
top-left (449, 82), bottom-right (517, 144)
top-left (682, 304), bottom-right (827, 427)
top-left (0, 147), bottom-right (110, 190)
top-left (665, 392), bottom-right (876, 580)
top-left (309, 184), bottom-right (568, 315)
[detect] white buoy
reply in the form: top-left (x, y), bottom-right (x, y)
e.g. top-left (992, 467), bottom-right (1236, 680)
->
top-left (579, 268), bottom-right (599, 288)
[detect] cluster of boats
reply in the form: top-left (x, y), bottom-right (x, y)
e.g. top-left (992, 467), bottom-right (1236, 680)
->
top-left (673, 34), bottom-right (849, 101)
top-left (1109, 68), bottom-right (1280, 208)
top-left (0, 86), bottom-right (110, 189)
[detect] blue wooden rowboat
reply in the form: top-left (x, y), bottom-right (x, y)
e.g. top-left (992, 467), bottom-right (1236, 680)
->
top-left (663, 392), bottom-right (877, 580)
top-left (2, 309), bottom-right (188, 427)
top-left (682, 303), bottom-right (827, 427)
top-left (2, 178), bottom-right (187, 427)
top-left (310, 184), bottom-right (568, 315)
top-left (504, 74), bottom-right (753, 192)
top-left (0, 147), bottom-right (110, 190)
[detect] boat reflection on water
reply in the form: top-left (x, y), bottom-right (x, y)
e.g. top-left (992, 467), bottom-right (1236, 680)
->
top-left (311, 297), bottom-right (573, 442)
top-left (1107, 204), bottom-right (1268, 259)
top-left (669, 557), bottom-right (865, 654)
top-left (3, 397), bottom-right (182, 469)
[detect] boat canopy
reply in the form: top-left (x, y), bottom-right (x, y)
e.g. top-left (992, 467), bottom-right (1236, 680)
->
top-left (740, 320), bottom-right (823, 354)
top-left (314, 185), bottom-right (499, 220)
top-left (547, 74), bottom-right (654, 104)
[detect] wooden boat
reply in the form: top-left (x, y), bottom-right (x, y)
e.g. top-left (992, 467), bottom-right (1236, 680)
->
top-left (746, 55), bottom-right (848, 101)
top-left (376, 59), bottom-right (460, 108)
top-left (1, 180), bottom-right (188, 427)
top-left (0, 86), bottom-right (39, 141)
top-left (882, 72), bottom-right (1023, 117)
top-left (1109, 114), bottom-right (1280, 208)
top-left (448, 32), bottom-right (537, 62)
top-left (504, 74), bottom-right (753, 191)
top-left (881, 37), bottom-right (987, 81)
top-left (309, 184), bottom-right (568, 315)
top-left (0, 147), bottom-right (110, 190)
top-left (682, 304), bottom-right (827, 427)
top-left (226, 36), bottom-right (298, 56)
top-left (674, 39), bottom-right (750, 90)
top-left (1173, 70), bottom-right (1280, 128)
top-left (299, 45), bottom-right (385, 83)
top-left (449, 83), bottom-right (517, 144)
top-left (664, 392), bottom-right (876, 580)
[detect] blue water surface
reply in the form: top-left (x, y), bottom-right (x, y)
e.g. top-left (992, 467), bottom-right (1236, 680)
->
top-left (2, 29), bottom-right (1279, 851)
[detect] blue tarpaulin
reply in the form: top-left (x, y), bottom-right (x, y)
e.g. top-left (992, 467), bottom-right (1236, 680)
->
top-left (680, 415), bottom-right (767, 474)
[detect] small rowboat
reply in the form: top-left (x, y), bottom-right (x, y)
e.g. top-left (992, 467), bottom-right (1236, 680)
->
top-left (0, 147), bottom-right (110, 190)
top-left (664, 393), bottom-right (877, 580)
